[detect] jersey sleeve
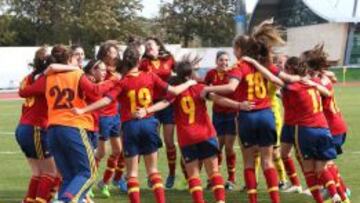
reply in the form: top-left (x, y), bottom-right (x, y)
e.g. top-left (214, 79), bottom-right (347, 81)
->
top-left (228, 67), bottom-right (242, 81)
top-left (139, 59), bottom-right (149, 72)
top-left (204, 70), bottom-right (213, 85)
top-left (105, 80), bottom-right (123, 101)
top-left (152, 73), bottom-right (169, 92)
top-left (79, 75), bottom-right (116, 99)
top-left (18, 75), bottom-right (46, 97)
top-left (193, 84), bottom-right (206, 99)
top-left (269, 64), bottom-right (280, 76)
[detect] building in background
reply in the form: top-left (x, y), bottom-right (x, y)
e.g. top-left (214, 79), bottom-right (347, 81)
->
top-left (249, 0), bottom-right (360, 65)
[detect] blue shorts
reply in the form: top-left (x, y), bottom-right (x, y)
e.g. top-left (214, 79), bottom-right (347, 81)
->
top-left (15, 124), bottom-right (51, 159)
top-left (281, 124), bottom-right (295, 144)
top-left (294, 126), bottom-right (337, 161)
top-left (332, 134), bottom-right (346, 155)
top-left (155, 105), bottom-right (174, 124)
top-left (99, 114), bottom-right (121, 141)
top-left (181, 137), bottom-right (220, 163)
top-left (47, 125), bottom-right (96, 202)
top-left (88, 132), bottom-right (99, 150)
top-left (212, 112), bottom-right (237, 136)
top-left (122, 117), bottom-right (162, 158)
top-left (238, 108), bottom-right (277, 148)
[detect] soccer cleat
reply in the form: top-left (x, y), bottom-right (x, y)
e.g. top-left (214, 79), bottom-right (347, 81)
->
top-left (302, 188), bottom-right (312, 196)
top-left (332, 194), bottom-right (342, 203)
top-left (117, 177), bottom-right (128, 193)
top-left (147, 178), bottom-right (152, 188)
top-left (97, 181), bottom-right (111, 198)
top-left (239, 184), bottom-right (247, 192)
top-left (224, 180), bottom-right (235, 191)
top-left (165, 175), bottom-right (175, 189)
top-left (346, 188), bottom-right (351, 198)
top-left (279, 181), bottom-right (291, 191)
top-left (283, 185), bottom-right (303, 193)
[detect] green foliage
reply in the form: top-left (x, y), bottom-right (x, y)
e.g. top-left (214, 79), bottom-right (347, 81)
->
top-left (159, 0), bottom-right (236, 47)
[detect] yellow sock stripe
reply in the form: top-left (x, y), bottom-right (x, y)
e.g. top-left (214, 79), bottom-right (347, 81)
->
top-left (267, 186), bottom-right (279, 193)
top-left (128, 187), bottom-right (140, 194)
top-left (325, 180), bottom-right (335, 188)
top-left (290, 173), bottom-right (298, 178)
top-left (294, 125), bottom-right (304, 162)
top-left (190, 186), bottom-right (203, 193)
top-left (34, 127), bottom-right (44, 159)
top-left (72, 129), bottom-right (97, 203)
top-left (309, 185), bottom-right (321, 192)
top-left (152, 183), bottom-right (164, 190)
top-left (212, 185), bottom-right (225, 191)
top-left (247, 189), bottom-right (257, 194)
top-left (35, 197), bottom-right (47, 203)
top-left (106, 167), bottom-right (116, 172)
top-left (210, 172), bottom-right (221, 179)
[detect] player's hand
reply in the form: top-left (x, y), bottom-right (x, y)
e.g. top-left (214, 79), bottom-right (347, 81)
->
top-left (187, 79), bottom-right (197, 86)
top-left (301, 78), bottom-right (317, 87)
top-left (238, 101), bottom-right (255, 111)
top-left (200, 89), bottom-right (208, 99)
top-left (71, 107), bottom-right (85, 115)
top-left (241, 56), bottom-right (256, 64)
top-left (133, 107), bottom-right (147, 119)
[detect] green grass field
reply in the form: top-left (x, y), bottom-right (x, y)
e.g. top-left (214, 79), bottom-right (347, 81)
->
top-left (0, 85), bottom-right (359, 203)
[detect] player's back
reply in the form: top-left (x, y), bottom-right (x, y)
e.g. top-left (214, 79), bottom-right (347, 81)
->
top-left (282, 82), bottom-right (327, 128)
top-left (46, 70), bottom-right (94, 130)
top-left (172, 83), bottom-right (216, 147)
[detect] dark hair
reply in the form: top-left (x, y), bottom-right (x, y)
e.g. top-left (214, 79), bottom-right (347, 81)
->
top-left (120, 46), bottom-right (140, 74)
top-left (143, 37), bottom-right (172, 59)
top-left (70, 44), bottom-right (83, 52)
top-left (216, 51), bottom-right (229, 60)
top-left (301, 44), bottom-right (330, 71)
top-left (31, 46), bottom-right (51, 78)
top-left (84, 59), bottom-right (96, 74)
top-left (96, 41), bottom-right (120, 62)
top-left (233, 19), bottom-right (285, 67)
top-left (50, 44), bottom-right (71, 64)
top-left (173, 54), bottom-right (202, 83)
top-left (285, 56), bottom-right (307, 76)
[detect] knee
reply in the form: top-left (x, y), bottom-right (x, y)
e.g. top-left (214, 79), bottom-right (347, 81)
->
top-left (111, 150), bottom-right (122, 157)
top-left (261, 158), bottom-right (274, 170)
top-left (225, 145), bottom-right (234, 155)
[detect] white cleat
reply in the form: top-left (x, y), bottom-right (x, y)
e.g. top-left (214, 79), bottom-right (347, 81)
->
top-left (331, 194), bottom-right (342, 203)
top-left (302, 188), bottom-right (312, 196)
top-left (283, 185), bottom-right (303, 193)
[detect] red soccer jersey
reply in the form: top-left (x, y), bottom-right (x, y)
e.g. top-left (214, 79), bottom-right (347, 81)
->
top-left (106, 72), bottom-right (169, 123)
top-left (139, 56), bottom-right (175, 100)
top-left (18, 74), bottom-right (48, 128)
top-left (319, 78), bottom-right (347, 135)
top-left (228, 61), bottom-right (280, 110)
top-left (99, 71), bottom-right (120, 116)
top-left (282, 82), bottom-right (328, 128)
top-left (204, 69), bottom-right (237, 113)
top-left (167, 84), bottom-right (216, 147)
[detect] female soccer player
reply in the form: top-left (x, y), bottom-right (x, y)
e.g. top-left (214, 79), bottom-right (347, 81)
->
top-left (95, 41), bottom-right (125, 196)
top-left (70, 45), bottom-right (86, 68)
top-left (204, 51), bottom-right (238, 190)
top-left (139, 37), bottom-right (178, 188)
top-left (72, 45), bottom-right (197, 203)
top-left (301, 45), bottom-right (350, 202)
top-left (134, 57), bottom-right (253, 203)
top-left (20, 44), bottom-right (116, 203)
top-left (17, 47), bottom-right (58, 203)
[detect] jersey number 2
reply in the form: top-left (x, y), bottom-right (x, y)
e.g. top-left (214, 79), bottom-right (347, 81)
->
top-left (180, 96), bottom-right (195, 124)
top-left (49, 86), bottom-right (75, 109)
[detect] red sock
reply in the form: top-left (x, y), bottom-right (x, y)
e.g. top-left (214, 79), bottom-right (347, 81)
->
top-left (318, 168), bottom-right (338, 198)
top-left (127, 177), bottom-right (141, 203)
top-left (24, 176), bottom-right (40, 203)
top-left (180, 158), bottom-right (188, 179)
top-left (149, 173), bottom-right (166, 203)
top-left (328, 164), bottom-right (347, 200)
top-left (103, 155), bottom-right (118, 184)
top-left (218, 152), bottom-right (223, 166)
top-left (304, 171), bottom-right (323, 203)
top-left (210, 173), bottom-right (225, 202)
top-left (282, 157), bottom-right (301, 186)
top-left (166, 146), bottom-right (177, 176)
top-left (47, 176), bottom-right (62, 202)
top-left (244, 168), bottom-right (257, 203)
top-left (188, 177), bottom-right (205, 203)
top-left (113, 153), bottom-right (125, 182)
top-left (226, 153), bottom-right (236, 183)
top-left (36, 174), bottom-right (55, 203)
top-left (264, 168), bottom-right (280, 203)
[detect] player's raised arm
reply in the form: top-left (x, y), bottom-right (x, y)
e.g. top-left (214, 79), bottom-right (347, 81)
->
top-left (44, 63), bottom-right (79, 75)
top-left (167, 79), bottom-right (197, 95)
top-left (242, 56), bottom-right (285, 87)
top-left (203, 78), bottom-right (240, 94)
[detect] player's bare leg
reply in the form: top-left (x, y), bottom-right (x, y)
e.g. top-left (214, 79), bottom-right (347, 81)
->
top-left (163, 124), bottom-right (177, 189)
top-left (144, 152), bottom-right (166, 203)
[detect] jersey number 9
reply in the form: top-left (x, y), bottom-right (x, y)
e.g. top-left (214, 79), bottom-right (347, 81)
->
top-left (181, 96), bottom-right (195, 124)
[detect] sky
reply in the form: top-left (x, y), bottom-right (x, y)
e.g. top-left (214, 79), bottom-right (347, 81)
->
top-left (140, 0), bottom-right (258, 18)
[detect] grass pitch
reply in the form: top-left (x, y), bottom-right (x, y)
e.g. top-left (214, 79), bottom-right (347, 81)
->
top-left (0, 85), bottom-right (359, 203)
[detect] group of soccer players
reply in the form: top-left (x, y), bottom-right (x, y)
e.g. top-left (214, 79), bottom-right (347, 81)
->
top-left (15, 19), bottom-right (350, 203)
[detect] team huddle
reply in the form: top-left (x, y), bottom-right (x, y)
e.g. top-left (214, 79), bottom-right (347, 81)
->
top-left (15, 19), bottom-right (350, 203)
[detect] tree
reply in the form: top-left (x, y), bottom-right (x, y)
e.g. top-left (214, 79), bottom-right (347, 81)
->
top-left (159, 0), bottom-right (236, 47)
